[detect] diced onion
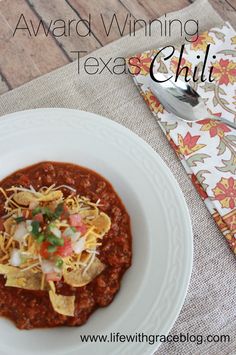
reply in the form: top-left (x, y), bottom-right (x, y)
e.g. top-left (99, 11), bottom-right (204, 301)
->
top-left (63, 227), bottom-right (75, 238)
top-left (41, 260), bottom-right (61, 274)
top-left (13, 222), bottom-right (28, 242)
top-left (41, 260), bottom-right (55, 274)
top-left (73, 236), bottom-right (86, 254)
top-left (10, 249), bottom-right (22, 266)
top-left (50, 227), bottom-right (61, 239)
top-left (26, 220), bottom-right (33, 232)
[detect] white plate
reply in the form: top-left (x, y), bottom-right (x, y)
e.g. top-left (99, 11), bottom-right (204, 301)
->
top-left (0, 108), bottom-right (192, 355)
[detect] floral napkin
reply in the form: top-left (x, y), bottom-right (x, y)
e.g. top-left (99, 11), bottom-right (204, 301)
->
top-left (127, 23), bottom-right (236, 255)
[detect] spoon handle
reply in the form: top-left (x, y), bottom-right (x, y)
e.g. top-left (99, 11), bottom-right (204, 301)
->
top-left (210, 115), bottom-right (236, 130)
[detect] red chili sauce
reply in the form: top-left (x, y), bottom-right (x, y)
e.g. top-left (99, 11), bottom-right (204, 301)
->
top-left (0, 162), bottom-right (132, 329)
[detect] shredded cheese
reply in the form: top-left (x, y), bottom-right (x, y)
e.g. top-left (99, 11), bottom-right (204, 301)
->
top-left (0, 184), bottom-right (110, 286)
top-left (40, 273), bottom-right (45, 290)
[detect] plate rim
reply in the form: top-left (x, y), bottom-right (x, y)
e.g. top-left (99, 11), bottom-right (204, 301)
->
top-left (0, 108), bottom-right (193, 355)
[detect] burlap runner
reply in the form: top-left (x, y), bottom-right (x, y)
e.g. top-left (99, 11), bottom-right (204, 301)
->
top-left (0, 0), bottom-right (235, 354)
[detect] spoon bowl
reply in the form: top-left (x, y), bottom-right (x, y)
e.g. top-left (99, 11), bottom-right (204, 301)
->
top-left (149, 73), bottom-right (236, 129)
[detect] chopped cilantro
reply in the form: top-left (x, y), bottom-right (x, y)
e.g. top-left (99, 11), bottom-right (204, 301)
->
top-left (47, 234), bottom-right (64, 246)
top-left (32, 206), bottom-right (54, 220)
top-left (47, 245), bottom-right (57, 253)
top-left (55, 258), bottom-right (63, 268)
top-left (53, 203), bottom-right (64, 219)
top-left (32, 203), bottom-right (64, 222)
top-left (56, 238), bottom-right (64, 246)
top-left (43, 207), bottom-right (54, 220)
top-left (14, 216), bottom-right (25, 224)
top-left (32, 207), bottom-right (42, 216)
top-left (31, 220), bottom-right (40, 237)
top-left (36, 234), bottom-right (45, 243)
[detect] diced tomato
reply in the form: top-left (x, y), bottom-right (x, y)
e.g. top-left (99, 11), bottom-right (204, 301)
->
top-left (69, 214), bottom-right (82, 227)
top-left (56, 238), bottom-right (73, 257)
top-left (40, 241), bottom-right (51, 259)
top-left (76, 223), bottom-right (87, 235)
top-left (46, 272), bottom-right (61, 282)
top-left (33, 213), bottom-right (44, 224)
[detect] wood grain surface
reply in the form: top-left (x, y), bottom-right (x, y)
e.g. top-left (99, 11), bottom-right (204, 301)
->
top-left (0, 0), bottom-right (235, 91)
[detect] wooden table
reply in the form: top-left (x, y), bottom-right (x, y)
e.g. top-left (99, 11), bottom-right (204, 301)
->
top-left (0, 0), bottom-right (235, 94)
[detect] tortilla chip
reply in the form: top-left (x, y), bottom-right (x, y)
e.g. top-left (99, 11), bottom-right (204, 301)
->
top-left (0, 265), bottom-right (48, 290)
top-left (13, 192), bottom-right (36, 206)
top-left (90, 212), bottom-right (111, 236)
top-left (63, 256), bottom-right (105, 287)
top-left (79, 209), bottom-right (98, 219)
top-left (0, 264), bottom-right (18, 274)
top-left (49, 291), bottom-right (75, 317)
top-left (5, 270), bottom-right (43, 290)
top-left (13, 190), bottom-right (63, 206)
top-left (38, 190), bottom-right (63, 202)
top-left (48, 280), bottom-right (56, 293)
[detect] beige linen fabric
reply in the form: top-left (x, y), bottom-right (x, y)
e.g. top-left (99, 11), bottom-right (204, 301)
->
top-left (0, 0), bottom-right (235, 354)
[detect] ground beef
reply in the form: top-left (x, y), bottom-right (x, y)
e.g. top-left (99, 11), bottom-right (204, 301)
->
top-left (0, 161), bottom-right (132, 329)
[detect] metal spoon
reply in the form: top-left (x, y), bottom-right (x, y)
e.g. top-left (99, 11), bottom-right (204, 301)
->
top-left (149, 73), bottom-right (236, 129)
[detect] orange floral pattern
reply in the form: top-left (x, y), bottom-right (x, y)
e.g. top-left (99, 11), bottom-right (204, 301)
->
top-left (199, 116), bottom-right (231, 138)
top-left (225, 233), bottom-right (236, 254)
top-left (191, 174), bottom-right (208, 200)
top-left (224, 210), bottom-right (236, 234)
top-left (127, 23), bottom-right (236, 254)
top-left (212, 59), bottom-right (236, 85)
top-left (170, 56), bottom-right (192, 76)
top-left (213, 211), bottom-right (236, 254)
top-left (142, 90), bottom-right (164, 114)
top-left (178, 133), bottom-right (205, 156)
top-left (213, 177), bottom-right (236, 209)
top-left (191, 31), bottom-right (215, 51)
top-left (128, 53), bottom-right (152, 76)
